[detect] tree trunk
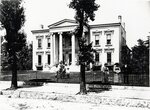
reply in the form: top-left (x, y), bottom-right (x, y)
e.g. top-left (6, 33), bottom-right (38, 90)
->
top-left (77, 11), bottom-right (87, 94)
top-left (79, 63), bottom-right (87, 94)
top-left (11, 54), bottom-right (18, 89)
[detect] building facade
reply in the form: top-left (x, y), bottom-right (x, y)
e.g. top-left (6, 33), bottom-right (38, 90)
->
top-left (31, 18), bottom-right (126, 72)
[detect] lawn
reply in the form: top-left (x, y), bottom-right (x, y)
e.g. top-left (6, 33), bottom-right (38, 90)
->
top-left (1, 70), bottom-right (149, 86)
top-left (0, 70), bottom-right (104, 84)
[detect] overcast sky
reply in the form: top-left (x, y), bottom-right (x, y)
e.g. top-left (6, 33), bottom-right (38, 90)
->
top-left (23, 0), bottom-right (150, 48)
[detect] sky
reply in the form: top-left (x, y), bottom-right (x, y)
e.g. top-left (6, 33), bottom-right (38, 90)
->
top-left (13, 0), bottom-right (150, 48)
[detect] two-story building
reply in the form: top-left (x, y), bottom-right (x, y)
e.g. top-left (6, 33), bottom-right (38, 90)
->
top-left (31, 16), bottom-right (126, 72)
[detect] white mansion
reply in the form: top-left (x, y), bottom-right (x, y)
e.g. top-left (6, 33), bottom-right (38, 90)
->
top-left (31, 16), bottom-right (126, 72)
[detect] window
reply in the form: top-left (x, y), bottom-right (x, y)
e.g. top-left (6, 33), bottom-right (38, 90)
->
top-left (95, 35), bottom-right (100, 46)
top-left (107, 52), bottom-right (111, 63)
top-left (106, 34), bottom-right (111, 45)
top-left (38, 39), bottom-right (42, 48)
top-left (95, 53), bottom-right (99, 62)
top-left (47, 38), bottom-right (50, 48)
top-left (38, 55), bottom-right (42, 65)
top-left (47, 54), bottom-right (50, 65)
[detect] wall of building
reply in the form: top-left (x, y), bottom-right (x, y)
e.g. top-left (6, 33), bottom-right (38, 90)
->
top-left (32, 22), bottom-right (126, 71)
top-left (32, 32), bottom-right (50, 70)
top-left (90, 26), bottom-right (120, 66)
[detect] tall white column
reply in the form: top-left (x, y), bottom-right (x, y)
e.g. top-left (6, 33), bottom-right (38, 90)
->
top-left (72, 34), bottom-right (75, 65)
top-left (53, 34), bottom-right (56, 64)
top-left (59, 32), bottom-right (63, 62)
top-left (50, 33), bottom-right (54, 66)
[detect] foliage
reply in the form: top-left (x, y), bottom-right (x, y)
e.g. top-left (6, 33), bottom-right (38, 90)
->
top-left (69, 0), bottom-right (99, 23)
top-left (131, 39), bottom-right (149, 74)
top-left (1, 39), bottom-right (32, 71)
top-left (17, 43), bottom-right (32, 70)
top-left (1, 39), bottom-right (11, 70)
top-left (78, 38), bottom-right (96, 65)
top-left (0, 0), bottom-right (26, 89)
top-left (121, 45), bottom-right (131, 66)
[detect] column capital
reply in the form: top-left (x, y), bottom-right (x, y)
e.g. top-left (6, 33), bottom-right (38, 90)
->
top-left (49, 33), bottom-right (53, 36)
top-left (58, 32), bottom-right (63, 35)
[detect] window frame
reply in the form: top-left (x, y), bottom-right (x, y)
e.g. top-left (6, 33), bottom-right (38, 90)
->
top-left (47, 38), bottom-right (50, 48)
top-left (38, 39), bottom-right (42, 49)
top-left (106, 34), bottom-right (111, 45)
top-left (38, 55), bottom-right (42, 65)
top-left (47, 54), bottom-right (50, 65)
top-left (95, 35), bottom-right (100, 46)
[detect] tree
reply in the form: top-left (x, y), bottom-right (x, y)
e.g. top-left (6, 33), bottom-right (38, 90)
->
top-left (17, 43), bottom-right (32, 70)
top-left (0, 0), bottom-right (26, 89)
top-left (69, 0), bottom-right (99, 94)
top-left (1, 39), bottom-right (32, 71)
top-left (1, 36), bottom-right (11, 71)
top-left (131, 39), bottom-right (149, 74)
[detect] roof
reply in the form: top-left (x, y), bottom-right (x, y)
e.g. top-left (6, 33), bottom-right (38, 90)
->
top-left (48, 19), bottom-right (77, 28)
top-left (90, 23), bottom-right (121, 28)
top-left (31, 19), bottom-right (124, 34)
top-left (31, 29), bottom-right (49, 34)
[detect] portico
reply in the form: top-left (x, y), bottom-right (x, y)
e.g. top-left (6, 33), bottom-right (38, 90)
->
top-left (50, 31), bottom-right (77, 66)
top-left (47, 19), bottom-right (82, 68)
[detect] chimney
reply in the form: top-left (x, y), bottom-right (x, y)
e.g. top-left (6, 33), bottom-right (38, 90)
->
top-left (118, 15), bottom-right (122, 23)
top-left (40, 24), bottom-right (44, 29)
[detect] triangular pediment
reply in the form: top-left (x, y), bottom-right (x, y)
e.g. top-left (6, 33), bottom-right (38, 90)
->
top-left (48, 19), bottom-right (78, 28)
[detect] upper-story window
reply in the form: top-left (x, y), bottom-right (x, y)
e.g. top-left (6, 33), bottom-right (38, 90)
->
top-left (95, 35), bottom-right (100, 46)
top-left (93, 31), bottom-right (101, 46)
top-left (104, 30), bottom-right (114, 46)
top-left (47, 38), bottom-right (50, 48)
top-left (106, 34), bottom-right (111, 45)
top-left (36, 35), bottom-right (44, 49)
top-left (38, 39), bottom-right (42, 48)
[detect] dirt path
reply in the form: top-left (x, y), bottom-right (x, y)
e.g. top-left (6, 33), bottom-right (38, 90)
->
top-left (1, 95), bottom-right (150, 110)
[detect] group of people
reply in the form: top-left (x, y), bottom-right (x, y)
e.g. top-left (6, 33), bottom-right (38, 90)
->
top-left (54, 61), bottom-right (122, 84)
top-left (54, 62), bottom-right (70, 79)
top-left (102, 63), bottom-right (121, 84)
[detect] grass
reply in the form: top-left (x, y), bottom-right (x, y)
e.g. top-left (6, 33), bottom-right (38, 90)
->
top-left (0, 70), bottom-right (105, 84)
top-left (1, 70), bottom-right (148, 86)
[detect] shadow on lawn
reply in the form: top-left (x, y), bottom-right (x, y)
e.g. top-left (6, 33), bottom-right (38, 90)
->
top-left (20, 79), bottom-right (56, 88)
top-left (87, 81), bottom-right (112, 93)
